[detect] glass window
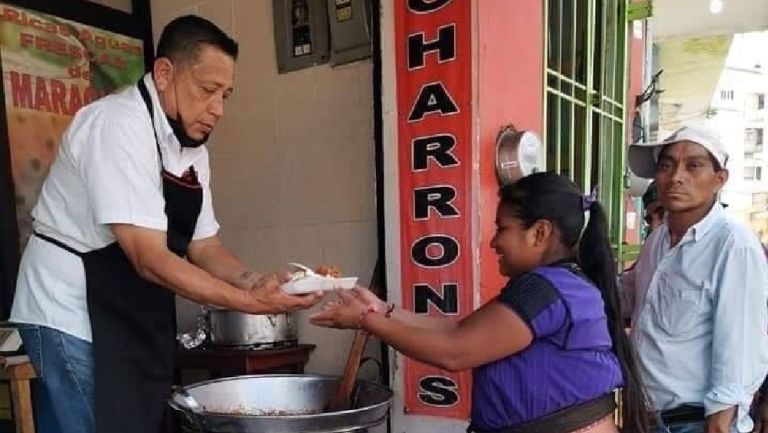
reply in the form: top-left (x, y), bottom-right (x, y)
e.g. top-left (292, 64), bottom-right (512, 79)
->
top-left (744, 166), bottom-right (763, 181)
top-left (746, 93), bottom-right (765, 110)
top-left (753, 193), bottom-right (768, 206)
top-left (746, 128), bottom-right (764, 153)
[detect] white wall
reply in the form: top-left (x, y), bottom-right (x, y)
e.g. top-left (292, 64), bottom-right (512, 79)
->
top-left (150, 0), bottom-right (381, 378)
top-left (710, 32), bottom-right (768, 241)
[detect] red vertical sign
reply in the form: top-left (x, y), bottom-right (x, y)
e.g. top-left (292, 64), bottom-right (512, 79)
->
top-left (395, 0), bottom-right (473, 419)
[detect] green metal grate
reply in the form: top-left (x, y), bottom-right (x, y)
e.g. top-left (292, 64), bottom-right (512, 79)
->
top-left (543, 0), bottom-right (629, 257)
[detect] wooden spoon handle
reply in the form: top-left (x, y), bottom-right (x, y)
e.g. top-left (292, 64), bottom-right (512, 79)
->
top-left (327, 258), bottom-right (382, 412)
top-left (327, 330), bottom-right (370, 412)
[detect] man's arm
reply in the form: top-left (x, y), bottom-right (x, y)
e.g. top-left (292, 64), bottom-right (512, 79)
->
top-left (187, 235), bottom-right (261, 289)
top-left (618, 264), bottom-right (637, 319)
top-left (707, 407), bottom-right (736, 433)
top-left (619, 232), bottom-right (658, 321)
top-left (111, 224), bottom-right (320, 313)
top-left (70, 108), bottom-right (317, 312)
top-left (705, 243), bottom-right (768, 433)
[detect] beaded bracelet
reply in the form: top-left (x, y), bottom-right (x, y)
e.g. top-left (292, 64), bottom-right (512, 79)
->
top-left (384, 303), bottom-right (396, 318)
top-left (358, 305), bottom-right (378, 328)
top-left (359, 303), bottom-right (396, 328)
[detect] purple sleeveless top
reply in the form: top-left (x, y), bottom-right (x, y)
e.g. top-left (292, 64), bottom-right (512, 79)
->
top-left (470, 264), bottom-right (623, 430)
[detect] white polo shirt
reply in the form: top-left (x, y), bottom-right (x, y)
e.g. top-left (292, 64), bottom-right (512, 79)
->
top-left (10, 74), bottom-right (220, 342)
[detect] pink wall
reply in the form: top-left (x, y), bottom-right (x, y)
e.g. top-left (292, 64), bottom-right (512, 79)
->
top-left (624, 20), bottom-right (646, 247)
top-left (477, 0), bottom-right (544, 302)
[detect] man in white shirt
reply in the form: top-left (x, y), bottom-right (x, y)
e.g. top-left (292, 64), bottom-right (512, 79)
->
top-left (10, 16), bottom-right (320, 433)
top-left (624, 123), bottom-right (768, 433)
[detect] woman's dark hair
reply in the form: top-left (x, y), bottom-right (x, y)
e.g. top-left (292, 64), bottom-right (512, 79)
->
top-left (499, 172), bottom-right (650, 433)
top-left (156, 15), bottom-right (239, 66)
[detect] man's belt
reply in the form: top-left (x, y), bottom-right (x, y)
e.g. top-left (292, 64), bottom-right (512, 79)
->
top-left (468, 394), bottom-right (616, 433)
top-left (658, 405), bottom-right (705, 425)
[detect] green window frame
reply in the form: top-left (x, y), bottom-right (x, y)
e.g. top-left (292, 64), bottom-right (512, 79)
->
top-left (543, 0), bottom-right (630, 259)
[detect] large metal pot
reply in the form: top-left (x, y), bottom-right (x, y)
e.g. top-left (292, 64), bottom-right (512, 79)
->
top-left (168, 374), bottom-right (393, 433)
top-left (207, 310), bottom-right (296, 346)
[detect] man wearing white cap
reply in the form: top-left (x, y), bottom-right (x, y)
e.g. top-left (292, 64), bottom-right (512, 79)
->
top-left (623, 123), bottom-right (768, 433)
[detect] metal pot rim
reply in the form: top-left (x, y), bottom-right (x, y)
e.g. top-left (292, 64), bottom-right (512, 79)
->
top-left (171, 374), bottom-right (393, 418)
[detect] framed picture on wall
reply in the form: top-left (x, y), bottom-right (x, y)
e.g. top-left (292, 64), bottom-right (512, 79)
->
top-left (0, 0), bottom-right (153, 318)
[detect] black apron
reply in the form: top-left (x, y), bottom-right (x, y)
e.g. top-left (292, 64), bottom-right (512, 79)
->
top-left (34, 79), bottom-right (203, 433)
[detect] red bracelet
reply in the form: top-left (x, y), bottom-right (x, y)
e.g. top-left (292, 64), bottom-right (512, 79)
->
top-left (359, 304), bottom-right (396, 329)
top-left (384, 303), bottom-right (396, 318)
top-left (358, 305), bottom-right (378, 329)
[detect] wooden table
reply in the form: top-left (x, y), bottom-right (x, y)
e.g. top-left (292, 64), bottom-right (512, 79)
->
top-left (176, 344), bottom-right (316, 378)
top-left (0, 356), bottom-right (36, 433)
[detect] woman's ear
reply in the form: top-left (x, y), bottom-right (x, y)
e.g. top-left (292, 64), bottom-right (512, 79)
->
top-left (531, 219), bottom-right (554, 247)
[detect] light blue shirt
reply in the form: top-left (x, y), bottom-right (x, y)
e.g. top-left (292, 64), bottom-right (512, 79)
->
top-left (624, 204), bottom-right (768, 432)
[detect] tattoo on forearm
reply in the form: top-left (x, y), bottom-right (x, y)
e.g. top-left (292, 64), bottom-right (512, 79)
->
top-left (238, 271), bottom-right (256, 282)
top-left (237, 270), bottom-right (262, 289)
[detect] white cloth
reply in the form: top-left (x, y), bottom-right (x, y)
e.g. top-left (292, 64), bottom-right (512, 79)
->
top-left (10, 74), bottom-right (220, 342)
top-left (624, 204), bottom-right (768, 432)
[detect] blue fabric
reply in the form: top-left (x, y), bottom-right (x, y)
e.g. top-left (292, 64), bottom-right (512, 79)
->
top-left (471, 265), bottom-right (623, 430)
top-left (18, 324), bottom-right (94, 433)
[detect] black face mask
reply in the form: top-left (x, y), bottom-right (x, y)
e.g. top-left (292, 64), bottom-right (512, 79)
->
top-left (166, 113), bottom-right (209, 148)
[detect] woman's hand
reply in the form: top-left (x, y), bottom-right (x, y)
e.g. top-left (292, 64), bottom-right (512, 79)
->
top-left (350, 286), bottom-right (387, 312)
top-left (309, 288), bottom-right (371, 329)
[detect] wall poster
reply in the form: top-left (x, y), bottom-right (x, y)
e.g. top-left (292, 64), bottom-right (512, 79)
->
top-left (0, 2), bottom-right (145, 247)
top-left (0, 0), bottom-right (151, 317)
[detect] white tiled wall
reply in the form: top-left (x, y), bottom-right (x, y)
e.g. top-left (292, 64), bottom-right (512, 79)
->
top-left (150, 1), bottom-right (380, 378)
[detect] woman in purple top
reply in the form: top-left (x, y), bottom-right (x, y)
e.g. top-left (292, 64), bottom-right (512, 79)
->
top-left (312, 172), bottom-right (650, 433)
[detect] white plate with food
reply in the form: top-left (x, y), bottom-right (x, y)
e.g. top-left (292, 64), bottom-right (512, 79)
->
top-left (280, 264), bottom-right (358, 295)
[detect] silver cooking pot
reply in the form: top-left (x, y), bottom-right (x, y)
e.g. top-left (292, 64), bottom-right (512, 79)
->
top-left (207, 310), bottom-right (296, 346)
top-left (168, 374), bottom-right (393, 433)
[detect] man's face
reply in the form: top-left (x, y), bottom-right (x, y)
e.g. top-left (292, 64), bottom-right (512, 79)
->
top-left (155, 44), bottom-right (235, 140)
top-left (654, 140), bottom-right (728, 214)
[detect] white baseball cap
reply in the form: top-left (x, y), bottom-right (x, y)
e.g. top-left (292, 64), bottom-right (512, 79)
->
top-left (628, 123), bottom-right (729, 179)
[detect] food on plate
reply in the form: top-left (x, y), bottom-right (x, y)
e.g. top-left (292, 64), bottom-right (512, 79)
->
top-left (314, 265), bottom-right (341, 278)
top-left (281, 263), bottom-right (358, 295)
